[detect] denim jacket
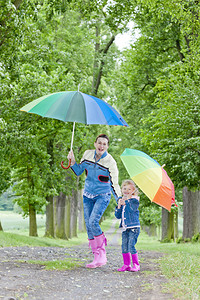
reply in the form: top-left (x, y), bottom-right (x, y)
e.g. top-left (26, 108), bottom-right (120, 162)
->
top-left (115, 197), bottom-right (140, 229)
top-left (71, 149), bottom-right (121, 201)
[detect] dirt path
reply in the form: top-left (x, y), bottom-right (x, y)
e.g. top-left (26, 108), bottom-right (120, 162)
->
top-left (0, 221), bottom-right (174, 300)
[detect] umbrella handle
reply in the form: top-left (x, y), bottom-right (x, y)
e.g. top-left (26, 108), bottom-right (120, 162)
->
top-left (61, 159), bottom-right (71, 169)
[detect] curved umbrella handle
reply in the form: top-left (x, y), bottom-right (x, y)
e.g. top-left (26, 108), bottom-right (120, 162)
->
top-left (61, 159), bottom-right (71, 169)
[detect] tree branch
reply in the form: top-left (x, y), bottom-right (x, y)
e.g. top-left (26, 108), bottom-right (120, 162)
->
top-left (94, 35), bottom-right (116, 95)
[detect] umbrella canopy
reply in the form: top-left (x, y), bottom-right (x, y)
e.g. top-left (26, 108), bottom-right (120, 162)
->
top-left (20, 91), bottom-right (128, 126)
top-left (120, 148), bottom-right (176, 211)
top-left (20, 90), bottom-right (128, 168)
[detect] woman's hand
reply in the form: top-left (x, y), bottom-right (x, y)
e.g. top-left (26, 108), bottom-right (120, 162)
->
top-left (67, 150), bottom-right (76, 166)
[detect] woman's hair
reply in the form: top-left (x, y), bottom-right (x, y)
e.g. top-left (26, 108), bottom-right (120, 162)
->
top-left (121, 179), bottom-right (139, 196)
top-left (95, 134), bottom-right (109, 145)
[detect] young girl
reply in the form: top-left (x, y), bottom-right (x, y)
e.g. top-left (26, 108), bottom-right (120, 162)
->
top-left (115, 179), bottom-right (140, 272)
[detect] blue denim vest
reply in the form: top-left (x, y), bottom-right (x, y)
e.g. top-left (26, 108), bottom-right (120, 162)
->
top-left (115, 197), bottom-right (140, 228)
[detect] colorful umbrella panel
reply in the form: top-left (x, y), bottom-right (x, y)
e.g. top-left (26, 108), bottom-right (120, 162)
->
top-left (120, 148), bottom-right (176, 211)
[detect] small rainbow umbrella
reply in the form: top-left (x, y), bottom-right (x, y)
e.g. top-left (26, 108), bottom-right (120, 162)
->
top-left (120, 148), bottom-right (176, 211)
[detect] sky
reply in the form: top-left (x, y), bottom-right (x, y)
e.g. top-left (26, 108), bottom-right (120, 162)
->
top-left (115, 22), bottom-right (140, 50)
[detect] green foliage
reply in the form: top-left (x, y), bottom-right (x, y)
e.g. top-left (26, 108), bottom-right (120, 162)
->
top-left (0, 0), bottom-right (128, 222)
top-left (1, 0), bottom-right (199, 229)
top-left (141, 68), bottom-right (200, 189)
top-left (0, 187), bottom-right (15, 211)
top-left (27, 258), bottom-right (83, 270)
top-left (191, 233), bottom-right (200, 243)
top-left (139, 202), bottom-right (162, 227)
top-left (103, 197), bottom-right (117, 219)
top-left (110, 0), bottom-right (200, 229)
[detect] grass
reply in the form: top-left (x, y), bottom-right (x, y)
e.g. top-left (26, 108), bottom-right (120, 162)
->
top-left (0, 213), bottom-right (114, 248)
top-left (160, 253), bottom-right (200, 300)
top-left (0, 211), bottom-right (200, 299)
top-left (27, 259), bottom-right (84, 270)
top-left (137, 230), bottom-right (200, 256)
top-left (137, 231), bottom-right (200, 299)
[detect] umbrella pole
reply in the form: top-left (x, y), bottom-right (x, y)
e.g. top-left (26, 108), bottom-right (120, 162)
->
top-left (70, 121), bottom-right (76, 151)
top-left (61, 121), bottom-right (75, 169)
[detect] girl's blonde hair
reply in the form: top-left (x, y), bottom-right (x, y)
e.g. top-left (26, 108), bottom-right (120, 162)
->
top-left (121, 179), bottom-right (139, 196)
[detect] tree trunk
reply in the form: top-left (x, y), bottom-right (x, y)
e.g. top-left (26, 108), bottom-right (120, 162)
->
top-left (78, 189), bottom-right (85, 232)
top-left (162, 208), bottom-right (178, 241)
top-left (70, 189), bottom-right (78, 238)
top-left (0, 221), bottom-right (3, 231)
top-left (92, 21), bottom-right (116, 96)
top-left (29, 204), bottom-right (38, 237)
top-left (55, 192), bottom-right (68, 239)
top-left (92, 23), bottom-right (100, 94)
top-left (183, 187), bottom-right (200, 239)
top-left (65, 195), bottom-right (71, 239)
top-left (45, 195), bottom-right (55, 237)
top-left (149, 224), bottom-right (157, 236)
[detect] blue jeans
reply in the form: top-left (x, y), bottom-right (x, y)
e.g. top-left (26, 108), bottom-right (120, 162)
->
top-left (121, 228), bottom-right (140, 254)
top-left (83, 194), bottom-right (111, 239)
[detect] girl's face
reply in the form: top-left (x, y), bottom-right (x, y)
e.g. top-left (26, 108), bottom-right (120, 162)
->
top-left (122, 184), bottom-right (135, 199)
top-left (94, 137), bottom-right (109, 157)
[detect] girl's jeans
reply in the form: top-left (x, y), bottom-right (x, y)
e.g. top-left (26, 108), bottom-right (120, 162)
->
top-left (83, 194), bottom-right (111, 240)
top-left (121, 228), bottom-right (140, 254)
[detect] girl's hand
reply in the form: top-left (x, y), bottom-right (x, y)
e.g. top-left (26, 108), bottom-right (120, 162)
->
top-left (122, 195), bottom-right (129, 202)
top-left (118, 198), bottom-right (126, 209)
top-left (67, 150), bottom-right (76, 166)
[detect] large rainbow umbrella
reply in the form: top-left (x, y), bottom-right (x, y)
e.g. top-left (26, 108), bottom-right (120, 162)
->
top-left (120, 148), bottom-right (176, 211)
top-left (20, 90), bottom-right (128, 168)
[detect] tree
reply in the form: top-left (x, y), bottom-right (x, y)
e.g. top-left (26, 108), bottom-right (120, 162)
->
top-left (108, 0), bottom-right (200, 240)
top-left (162, 208), bottom-right (178, 241)
top-left (133, 0), bottom-right (200, 239)
top-left (183, 187), bottom-right (200, 239)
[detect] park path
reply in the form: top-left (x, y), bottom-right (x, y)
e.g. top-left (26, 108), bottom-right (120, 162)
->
top-left (0, 220), bottom-right (174, 300)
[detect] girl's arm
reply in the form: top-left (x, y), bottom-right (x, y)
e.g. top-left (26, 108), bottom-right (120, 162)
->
top-left (125, 198), bottom-right (140, 211)
top-left (115, 206), bottom-right (122, 219)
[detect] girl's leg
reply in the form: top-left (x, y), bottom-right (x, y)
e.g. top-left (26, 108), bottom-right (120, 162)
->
top-left (128, 228), bottom-right (140, 254)
top-left (121, 230), bottom-right (129, 253)
top-left (117, 230), bottom-right (131, 272)
top-left (128, 228), bottom-right (140, 272)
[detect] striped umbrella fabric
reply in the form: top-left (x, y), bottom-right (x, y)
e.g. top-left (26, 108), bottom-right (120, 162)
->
top-left (120, 148), bottom-right (176, 211)
top-left (20, 91), bottom-right (128, 126)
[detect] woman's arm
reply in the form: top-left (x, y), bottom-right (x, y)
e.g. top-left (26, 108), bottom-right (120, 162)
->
top-left (69, 150), bottom-right (87, 176)
top-left (108, 156), bottom-right (121, 201)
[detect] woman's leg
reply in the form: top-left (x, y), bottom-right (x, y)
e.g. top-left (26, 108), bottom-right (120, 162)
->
top-left (88, 194), bottom-right (110, 237)
top-left (83, 195), bottom-right (95, 240)
top-left (88, 194), bottom-right (110, 267)
top-left (83, 195), bottom-right (99, 268)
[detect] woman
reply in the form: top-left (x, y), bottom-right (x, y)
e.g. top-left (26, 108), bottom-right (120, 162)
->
top-left (67, 134), bottom-right (121, 268)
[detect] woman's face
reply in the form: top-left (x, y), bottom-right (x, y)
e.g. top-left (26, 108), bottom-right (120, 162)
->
top-left (122, 184), bottom-right (135, 199)
top-left (94, 137), bottom-right (109, 157)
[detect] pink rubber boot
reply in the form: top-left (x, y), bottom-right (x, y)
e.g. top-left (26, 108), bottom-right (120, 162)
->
top-left (130, 252), bottom-right (140, 272)
top-left (117, 253), bottom-right (131, 272)
top-left (86, 239), bottom-right (99, 268)
top-left (95, 233), bottom-right (107, 267)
